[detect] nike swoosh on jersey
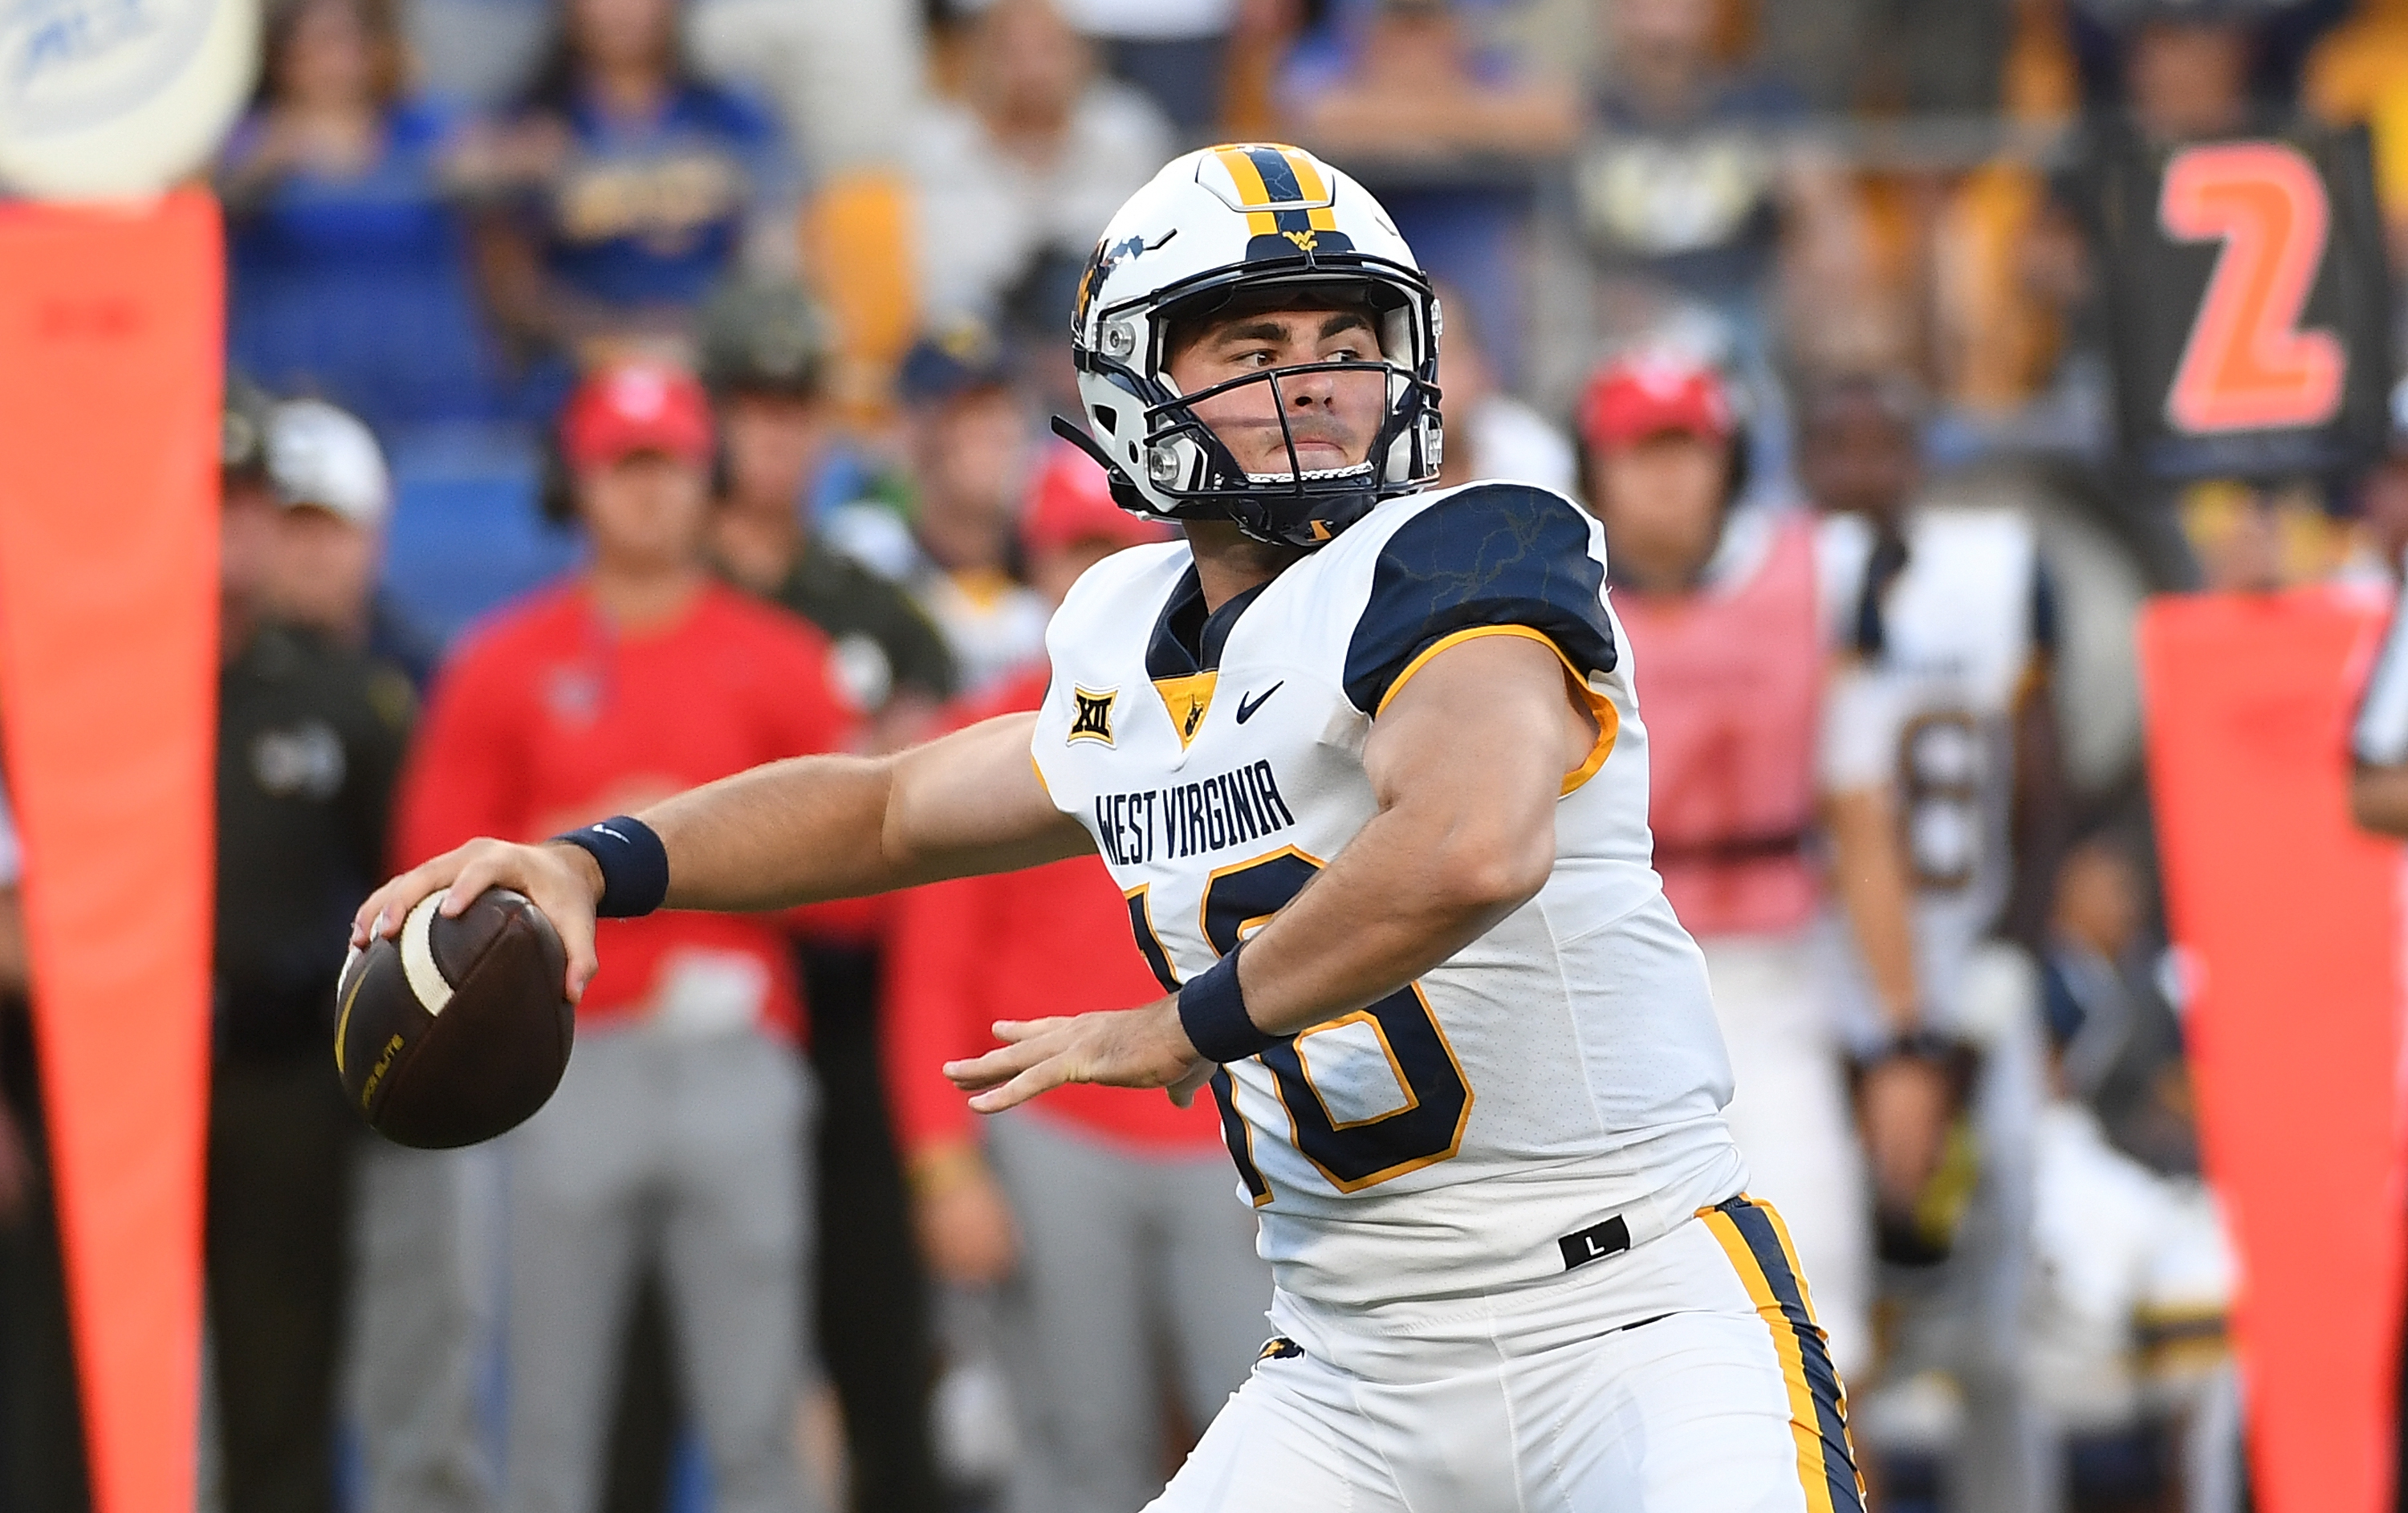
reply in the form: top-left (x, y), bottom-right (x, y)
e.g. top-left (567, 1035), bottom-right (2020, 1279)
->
top-left (1235, 682), bottom-right (1283, 723)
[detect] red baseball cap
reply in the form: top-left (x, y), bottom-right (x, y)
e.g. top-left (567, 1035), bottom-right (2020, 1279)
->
top-left (1022, 441), bottom-right (1174, 556)
top-left (1577, 352), bottom-right (1735, 453)
top-left (560, 360), bottom-right (714, 470)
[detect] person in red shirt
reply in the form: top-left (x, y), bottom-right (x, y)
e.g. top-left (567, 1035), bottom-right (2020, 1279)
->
top-left (883, 444), bottom-right (1268, 1513)
top-left (395, 360), bottom-right (853, 1513)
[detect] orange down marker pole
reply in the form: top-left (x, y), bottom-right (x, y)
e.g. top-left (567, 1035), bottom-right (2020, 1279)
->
top-left (0, 191), bottom-right (220, 1513)
top-left (2141, 592), bottom-right (2403, 1513)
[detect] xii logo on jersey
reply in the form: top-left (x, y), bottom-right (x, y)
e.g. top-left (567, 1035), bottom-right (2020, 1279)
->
top-left (1069, 686), bottom-right (1118, 746)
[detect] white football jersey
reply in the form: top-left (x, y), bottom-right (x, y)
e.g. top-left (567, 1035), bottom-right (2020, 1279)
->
top-left (1815, 505), bottom-right (2048, 1034)
top-left (1031, 481), bottom-right (1745, 1312)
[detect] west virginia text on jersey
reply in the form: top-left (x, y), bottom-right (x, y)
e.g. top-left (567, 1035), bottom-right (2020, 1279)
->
top-left (1032, 482), bottom-right (1747, 1312)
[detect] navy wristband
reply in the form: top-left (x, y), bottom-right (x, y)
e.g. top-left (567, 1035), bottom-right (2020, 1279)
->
top-left (1178, 944), bottom-right (1275, 1064)
top-left (551, 815), bottom-right (669, 918)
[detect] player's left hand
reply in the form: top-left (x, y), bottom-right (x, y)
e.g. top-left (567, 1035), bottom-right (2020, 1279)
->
top-left (945, 996), bottom-right (1208, 1114)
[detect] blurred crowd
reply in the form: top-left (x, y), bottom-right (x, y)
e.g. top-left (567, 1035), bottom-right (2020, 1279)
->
top-left (12, 0), bottom-right (2408, 1511)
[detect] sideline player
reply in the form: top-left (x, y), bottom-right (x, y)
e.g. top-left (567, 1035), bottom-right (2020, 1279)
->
top-left (1575, 348), bottom-right (1944, 1385)
top-left (358, 144), bottom-right (1862, 1511)
top-left (1799, 370), bottom-right (2064, 1513)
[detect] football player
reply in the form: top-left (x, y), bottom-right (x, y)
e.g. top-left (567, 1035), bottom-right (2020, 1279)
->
top-left (1799, 370), bottom-right (2064, 1513)
top-left (1576, 347), bottom-right (1945, 1388)
top-left (358, 144), bottom-right (1861, 1511)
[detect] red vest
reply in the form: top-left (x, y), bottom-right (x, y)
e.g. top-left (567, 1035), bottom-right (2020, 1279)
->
top-left (1616, 515), bottom-right (1821, 937)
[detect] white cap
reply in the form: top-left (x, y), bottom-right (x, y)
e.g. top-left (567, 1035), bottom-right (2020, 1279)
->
top-left (266, 400), bottom-right (391, 529)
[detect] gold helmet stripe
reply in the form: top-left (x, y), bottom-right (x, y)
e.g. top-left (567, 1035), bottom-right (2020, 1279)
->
top-left (1212, 146), bottom-right (1282, 238)
top-left (1279, 148), bottom-right (1342, 233)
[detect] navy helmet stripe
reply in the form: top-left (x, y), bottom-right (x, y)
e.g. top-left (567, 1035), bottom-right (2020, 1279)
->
top-left (1240, 145), bottom-right (1320, 236)
top-left (1728, 1199), bottom-right (1864, 1513)
top-left (1243, 145), bottom-right (1306, 205)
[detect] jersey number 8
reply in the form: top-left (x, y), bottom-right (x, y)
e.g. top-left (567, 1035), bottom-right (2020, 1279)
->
top-left (1127, 847), bottom-right (1474, 1204)
top-left (1898, 710), bottom-right (1983, 892)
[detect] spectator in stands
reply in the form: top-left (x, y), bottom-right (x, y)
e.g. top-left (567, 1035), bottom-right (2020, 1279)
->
top-left (1574, 0), bottom-right (1865, 368)
top-left (700, 277), bottom-right (957, 749)
top-left (458, 0), bottom-right (797, 371)
top-left (685, 0), bottom-right (925, 173)
top-left (218, 0), bottom-right (506, 432)
top-left (1220, 0), bottom-right (1308, 139)
top-left (1053, 0), bottom-right (1237, 135)
top-left (907, 0), bottom-right (1171, 337)
top-left (1284, 0), bottom-right (1580, 161)
top-left (214, 387), bottom-right (417, 1513)
top-left (2068, 0), bottom-right (2345, 118)
top-left (396, 362), bottom-right (852, 1513)
top-left (2120, 6), bottom-right (2260, 141)
top-left (1281, 0), bottom-right (1580, 384)
top-left (884, 448), bottom-right (1267, 1513)
top-left (830, 320), bottom-right (1048, 697)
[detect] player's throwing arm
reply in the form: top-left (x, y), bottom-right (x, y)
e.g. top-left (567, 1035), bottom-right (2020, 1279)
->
top-left (352, 633), bottom-right (1590, 1110)
top-left (351, 711), bottom-right (1085, 998)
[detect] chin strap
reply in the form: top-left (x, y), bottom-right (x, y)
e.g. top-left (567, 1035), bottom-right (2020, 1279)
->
top-left (1049, 415), bottom-right (1162, 518)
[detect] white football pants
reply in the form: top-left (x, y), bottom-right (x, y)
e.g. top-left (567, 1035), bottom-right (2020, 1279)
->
top-left (1145, 1196), bottom-right (1864, 1513)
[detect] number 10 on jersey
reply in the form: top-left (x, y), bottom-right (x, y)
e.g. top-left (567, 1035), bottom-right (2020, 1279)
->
top-left (1125, 847), bottom-right (1474, 1204)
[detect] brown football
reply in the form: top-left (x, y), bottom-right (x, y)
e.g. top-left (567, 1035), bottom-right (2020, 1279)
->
top-left (334, 888), bottom-right (574, 1149)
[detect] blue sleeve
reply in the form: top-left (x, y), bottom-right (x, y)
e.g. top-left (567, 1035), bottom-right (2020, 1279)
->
top-left (1341, 484), bottom-right (1617, 714)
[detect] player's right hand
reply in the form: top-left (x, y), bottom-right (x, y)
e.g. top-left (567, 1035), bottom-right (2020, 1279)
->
top-left (351, 838), bottom-right (604, 1003)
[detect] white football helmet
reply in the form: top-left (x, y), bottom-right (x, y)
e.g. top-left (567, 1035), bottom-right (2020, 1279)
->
top-left (1056, 144), bottom-right (1443, 548)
